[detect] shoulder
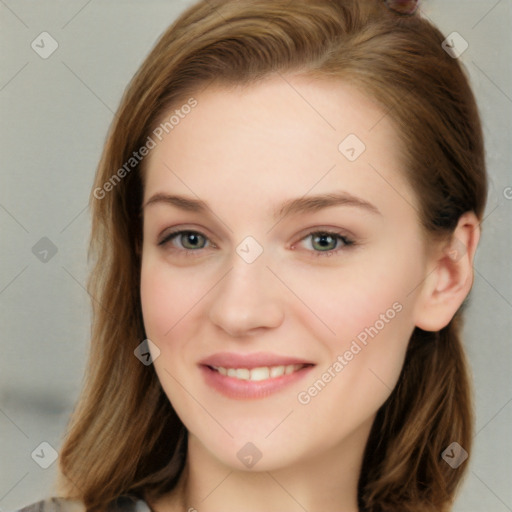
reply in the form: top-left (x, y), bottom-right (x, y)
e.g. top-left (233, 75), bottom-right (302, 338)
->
top-left (8, 495), bottom-right (152, 512)
top-left (7, 497), bottom-right (85, 512)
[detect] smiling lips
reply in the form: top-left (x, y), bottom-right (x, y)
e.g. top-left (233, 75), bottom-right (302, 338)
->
top-left (199, 352), bottom-right (315, 399)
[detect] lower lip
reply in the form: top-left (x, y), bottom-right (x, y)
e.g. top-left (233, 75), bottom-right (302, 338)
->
top-left (200, 365), bottom-right (314, 400)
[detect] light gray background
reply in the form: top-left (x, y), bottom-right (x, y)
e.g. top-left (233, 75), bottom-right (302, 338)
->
top-left (0, 0), bottom-right (511, 510)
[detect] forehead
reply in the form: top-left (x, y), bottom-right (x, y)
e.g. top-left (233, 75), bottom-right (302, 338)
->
top-left (143, 74), bottom-right (416, 221)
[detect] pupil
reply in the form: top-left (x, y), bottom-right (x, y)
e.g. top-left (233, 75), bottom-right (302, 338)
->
top-left (185, 232), bottom-right (201, 248)
top-left (315, 234), bottom-right (335, 251)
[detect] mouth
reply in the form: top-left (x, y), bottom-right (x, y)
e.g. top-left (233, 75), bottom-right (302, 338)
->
top-left (199, 353), bottom-right (315, 399)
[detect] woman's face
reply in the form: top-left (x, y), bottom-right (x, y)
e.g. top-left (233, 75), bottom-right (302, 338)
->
top-left (140, 75), bottom-right (432, 472)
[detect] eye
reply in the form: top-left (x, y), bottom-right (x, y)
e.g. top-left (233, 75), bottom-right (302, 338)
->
top-left (158, 228), bottom-right (355, 259)
top-left (296, 230), bottom-right (355, 258)
top-left (158, 229), bottom-right (212, 255)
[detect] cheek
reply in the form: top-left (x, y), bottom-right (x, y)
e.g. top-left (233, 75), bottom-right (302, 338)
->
top-left (280, 247), bottom-right (420, 349)
top-left (140, 258), bottom-right (206, 342)
top-left (140, 266), bottom-right (171, 339)
top-left (140, 259), bottom-right (206, 414)
top-left (287, 248), bottom-right (421, 411)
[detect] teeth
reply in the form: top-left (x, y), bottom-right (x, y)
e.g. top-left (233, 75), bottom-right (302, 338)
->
top-left (285, 364), bottom-right (295, 375)
top-left (270, 365), bottom-right (285, 378)
top-left (212, 364), bottom-right (304, 381)
top-left (236, 368), bottom-right (250, 380)
top-left (250, 367), bottom-right (270, 381)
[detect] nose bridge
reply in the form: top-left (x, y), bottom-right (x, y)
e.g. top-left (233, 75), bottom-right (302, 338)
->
top-left (226, 257), bottom-right (266, 297)
top-left (207, 244), bottom-right (284, 336)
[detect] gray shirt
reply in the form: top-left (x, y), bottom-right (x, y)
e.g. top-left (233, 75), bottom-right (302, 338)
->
top-left (9, 495), bottom-right (153, 512)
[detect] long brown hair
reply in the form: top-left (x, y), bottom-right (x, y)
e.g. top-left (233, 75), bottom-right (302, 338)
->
top-left (56, 1), bottom-right (487, 510)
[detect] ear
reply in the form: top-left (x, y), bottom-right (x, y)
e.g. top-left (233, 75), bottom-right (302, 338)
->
top-left (414, 211), bottom-right (481, 331)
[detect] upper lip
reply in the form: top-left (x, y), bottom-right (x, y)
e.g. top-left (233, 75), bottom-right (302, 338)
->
top-left (199, 352), bottom-right (315, 369)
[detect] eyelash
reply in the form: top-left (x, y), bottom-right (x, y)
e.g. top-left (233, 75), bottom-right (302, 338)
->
top-left (158, 229), bottom-right (355, 258)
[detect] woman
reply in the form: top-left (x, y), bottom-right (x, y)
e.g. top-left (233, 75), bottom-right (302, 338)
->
top-left (14, 0), bottom-right (487, 510)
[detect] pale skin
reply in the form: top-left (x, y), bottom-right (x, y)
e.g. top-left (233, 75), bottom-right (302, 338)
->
top-left (139, 74), bottom-right (480, 512)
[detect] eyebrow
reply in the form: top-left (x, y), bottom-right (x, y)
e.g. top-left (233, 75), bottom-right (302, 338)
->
top-left (143, 191), bottom-right (381, 219)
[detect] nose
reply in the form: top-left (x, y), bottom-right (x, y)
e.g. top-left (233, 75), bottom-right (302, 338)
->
top-left (207, 251), bottom-right (285, 337)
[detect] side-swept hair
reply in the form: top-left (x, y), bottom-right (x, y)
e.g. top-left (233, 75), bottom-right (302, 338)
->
top-left (57, 1), bottom-right (487, 511)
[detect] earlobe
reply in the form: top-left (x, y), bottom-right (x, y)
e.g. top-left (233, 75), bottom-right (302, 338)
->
top-left (414, 212), bottom-right (481, 332)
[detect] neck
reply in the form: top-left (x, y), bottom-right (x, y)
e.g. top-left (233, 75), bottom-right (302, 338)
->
top-left (149, 416), bottom-right (373, 512)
